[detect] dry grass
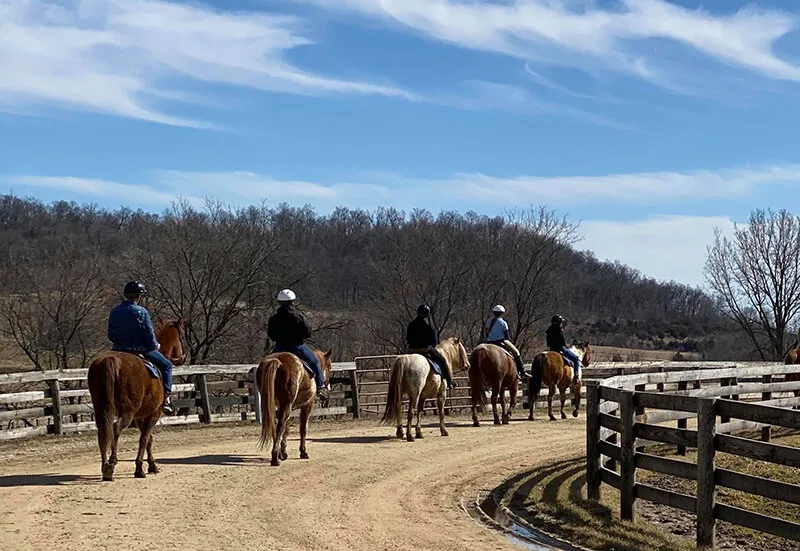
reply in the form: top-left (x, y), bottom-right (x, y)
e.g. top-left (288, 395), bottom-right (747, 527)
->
top-left (591, 345), bottom-right (703, 363)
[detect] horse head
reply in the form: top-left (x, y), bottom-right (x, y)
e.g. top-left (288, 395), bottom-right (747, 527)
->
top-left (156, 317), bottom-right (187, 365)
top-left (317, 348), bottom-right (334, 386)
top-left (439, 336), bottom-right (469, 375)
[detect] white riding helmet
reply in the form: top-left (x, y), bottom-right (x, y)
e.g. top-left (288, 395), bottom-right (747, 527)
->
top-left (492, 304), bottom-right (506, 314)
top-left (277, 289), bottom-right (296, 302)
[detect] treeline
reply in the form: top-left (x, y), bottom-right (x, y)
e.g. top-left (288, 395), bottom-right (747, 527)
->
top-left (0, 194), bottom-right (741, 371)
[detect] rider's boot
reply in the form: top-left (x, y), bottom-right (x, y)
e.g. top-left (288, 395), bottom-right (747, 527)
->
top-left (162, 391), bottom-right (176, 416)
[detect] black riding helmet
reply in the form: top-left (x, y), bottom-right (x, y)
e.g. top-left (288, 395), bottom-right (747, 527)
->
top-left (123, 280), bottom-right (147, 300)
top-left (551, 314), bottom-right (565, 324)
top-left (417, 304), bottom-right (431, 317)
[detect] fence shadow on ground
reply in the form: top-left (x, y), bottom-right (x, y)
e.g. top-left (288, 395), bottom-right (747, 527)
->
top-left (157, 454), bottom-right (267, 466)
top-left (496, 457), bottom-right (694, 551)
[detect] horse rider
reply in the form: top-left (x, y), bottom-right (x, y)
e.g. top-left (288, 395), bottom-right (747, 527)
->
top-left (107, 280), bottom-right (176, 416)
top-left (484, 305), bottom-right (528, 381)
top-left (406, 304), bottom-right (456, 388)
top-left (546, 314), bottom-right (581, 383)
top-left (267, 289), bottom-right (330, 401)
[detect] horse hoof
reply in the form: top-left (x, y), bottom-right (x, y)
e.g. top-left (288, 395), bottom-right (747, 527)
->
top-left (572, 410), bottom-right (579, 418)
top-left (549, 415), bottom-right (557, 421)
top-left (527, 415), bottom-right (534, 421)
top-left (406, 434), bottom-right (414, 442)
top-left (502, 417), bottom-right (510, 425)
top-left (561, 413), bottom-right (568, 420)
top-left (148, 463), bottom-right (159, 475)
top-left (493, 419), bottom-right (501, 425)
top-left (416, 431), bottom-right (424, 439)
top-left (472, 420), bottom-right (480, 428)
top-left (279, 450), bottom-right (288, 461)
top-left (441, 430), bottom-right (449, 437)
top-left (134, 470), bottom-right (146, 479)
top-left (101, 464), bottom-right (115, 481)
top-left (270, 458), bottom-right (281, 467)
top-left (396, 429), bottom-right (404, 439)
top-left (300, 451), bottom-right (309, 460)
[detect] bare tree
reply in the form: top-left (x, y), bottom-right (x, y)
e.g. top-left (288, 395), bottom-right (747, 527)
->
top-left (132, 200), bottom-right (294, 363)
top-left (0, 242), bottom-right (108, 370)
top-left (704, 209), bottom-right (800, 360)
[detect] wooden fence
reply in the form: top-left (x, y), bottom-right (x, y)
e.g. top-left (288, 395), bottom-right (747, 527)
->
top-left (0, 362), bottom-right (359, 440)
top-left (585, 362), bottom-right (800, 548)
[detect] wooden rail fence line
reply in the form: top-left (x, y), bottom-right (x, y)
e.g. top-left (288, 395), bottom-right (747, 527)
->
top-left (585, 362), bottom-right (800, 549)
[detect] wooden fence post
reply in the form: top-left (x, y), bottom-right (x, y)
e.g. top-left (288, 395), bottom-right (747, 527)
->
top-left (677, 381), bottom-right (688, 456)
top-left (48, 379), bottom-right (63, 435)
top-left (720, 378), bottom-right (731, 423)
top-left (349, 369), bottom-right (361, 420)
top-left (251, 366), bottom-right (261, 424)
top-left (619, 390), bottom-right (636, 522)
top-left (195, 374), bottom-right (211, 424)
top-left (696, 398), bottom-right (717, 550)
top-left (761, 374), bottom-right (772, 442)
top-left (586, 380), bottom-right (601, 501)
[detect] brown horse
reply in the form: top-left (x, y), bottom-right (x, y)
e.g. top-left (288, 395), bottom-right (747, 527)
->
top-left (256, 348), bottom-right (332, 466)
top-left (468, 343), bottom-right (519, 427)
top-left (528, 343), bottom-right (591, 421)
top-left (87, 318), bottom-right (186, 481)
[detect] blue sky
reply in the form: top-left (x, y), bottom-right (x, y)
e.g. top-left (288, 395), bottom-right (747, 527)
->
top-left (2, 0), bottom-right (800, 287)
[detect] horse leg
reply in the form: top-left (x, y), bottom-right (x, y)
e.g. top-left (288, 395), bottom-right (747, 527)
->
top-left (528, 382), bottom-right (536, 421)
top-left (437, 386), bottom-right (448, 437)
top-left (271, 405), bottom-right (291, 466)
top-left (406, 390), bottom-right (416, 442)
top-left (106, 413), bottom-right (133, 480)
top-left (134, 419), bottom-right (152, 479)
top-left (500, 386), bottom-right (509, 425)
top-left (415, 395), bottom-right (425, 439)
top-left (299, 404), bottom-right (312, 459)
top-left (560, 387), bottom-right (568, 420)
top-left (491, 387), bottom-right (501, 425)
top-left (547, 385), bottom-right (557, 421)
top-left (279, 417), bottom-right (290, 461)
top-left (134, 415), bottom-right (160, 475)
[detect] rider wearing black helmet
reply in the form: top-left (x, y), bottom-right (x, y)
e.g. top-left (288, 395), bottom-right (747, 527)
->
top-left (546, 314), bottom-right (581, 383)
top-left (406, 304), bottom-right (456, 388)
top-left (107, 280), bottom-right (176, 415)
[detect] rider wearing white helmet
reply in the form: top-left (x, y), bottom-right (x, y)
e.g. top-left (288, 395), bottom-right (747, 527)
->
top-left (484, 304), bottom-right (528, 380)
top-left (267, 289), bottom-right (330, 400)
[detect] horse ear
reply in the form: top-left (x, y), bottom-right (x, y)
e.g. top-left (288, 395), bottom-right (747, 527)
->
top-left (324, 348), bottom-right (332, 359)
top-left (176, 317), bottom-right (184, 329)
top-left (454, 336), bottom-right (460, 344)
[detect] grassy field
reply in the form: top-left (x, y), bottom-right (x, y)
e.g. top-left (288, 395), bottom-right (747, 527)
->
top-left (589, 345), bottom-right (703, 363)
top-left (502, 430), bottom-right (800, 551)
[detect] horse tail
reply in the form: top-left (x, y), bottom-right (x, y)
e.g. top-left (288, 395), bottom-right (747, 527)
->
top-left (530, 353), bottom-right (544, 400)
top-left (257, 358), bottom-right (280, 450)
top-left (469, 348), bottom-right (487, 408)
top-left (381, 358), bottom-right (404, 425)
top-left (88, 355), bottom-right (119, 457)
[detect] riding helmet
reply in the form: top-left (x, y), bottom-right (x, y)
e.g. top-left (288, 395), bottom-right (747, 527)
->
top-left (417, 304), bottom-right (431, 317)
top-left (551, 314), bottom-right (565, 324)
top-left (123, 280), bottom-right (147, 299)
top-left (492, 304), bottom-right (506, 314)
top-left (277, 289), bottom-right (296, 302)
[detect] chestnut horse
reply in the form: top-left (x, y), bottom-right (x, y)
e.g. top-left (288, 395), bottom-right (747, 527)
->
top-left (256, 348), bottom-right (332, 466)
top-left (786, 347), bottom-right (800, 399)
top-left (381, 337), bottom-right (470, 442)
top-left (528, 343), bottom-right (591, 421)
top-left (87, 318), bottom-right (186, 481)
top-left (468, 343), bottom-right (519, 427)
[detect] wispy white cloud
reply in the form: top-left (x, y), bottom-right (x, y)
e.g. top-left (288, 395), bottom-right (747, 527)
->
top-left (580, 215), bottom-right (737, 287)
top-left (296, 0), bottom-right (800, 96)
top-left (7, 162), bottom-right (800, 213)
top-left (0, 0), bottom-right (415, 126)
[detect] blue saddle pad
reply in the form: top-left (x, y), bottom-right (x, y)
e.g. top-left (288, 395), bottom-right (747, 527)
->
top-left (139, 357), bottom-right (161, 380)
top-left (426, 357), bottom-right (442, 376)
top-left (299, 359), bottom-right (315, 378)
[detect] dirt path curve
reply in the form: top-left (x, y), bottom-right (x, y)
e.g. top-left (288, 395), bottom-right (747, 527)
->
top-left (0, 415), bottom-right (585, 551)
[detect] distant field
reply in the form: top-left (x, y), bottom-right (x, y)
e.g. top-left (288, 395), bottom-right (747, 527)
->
top-left (589, 345), bottom-right (703, 363)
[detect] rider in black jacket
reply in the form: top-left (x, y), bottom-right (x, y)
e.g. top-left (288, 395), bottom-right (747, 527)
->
top-left (406, 304), bottom-right (456, 388)
top-left (546, 314), bottom-right (581, 383)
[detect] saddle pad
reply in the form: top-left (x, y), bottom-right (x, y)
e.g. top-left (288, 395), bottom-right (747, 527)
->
top-left (299, 360), bottom-right (315, 378)
top-left (426, 357), bottom-right (442, 376)
top-left (137, 356), bottom-right (161, 380)
top-left (490, 343), bottom-right (514, 359)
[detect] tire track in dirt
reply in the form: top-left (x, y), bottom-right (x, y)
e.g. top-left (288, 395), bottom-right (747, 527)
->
top-left (0, 416), bottom-right (585, 551)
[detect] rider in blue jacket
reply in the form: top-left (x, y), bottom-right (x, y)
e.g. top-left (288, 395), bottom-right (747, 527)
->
top-left (108, 281), bottom-right (176, 415)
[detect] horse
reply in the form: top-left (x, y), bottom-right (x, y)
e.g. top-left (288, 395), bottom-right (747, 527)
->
top-left (785, 347), bottom-right (800, 400)
top-left (256, 348), bottom-right (333, 466)
top-left (467, 343), bottom-right (520, 427)
top-left (87, 318), bottom-right (186, 482)
top-left (381, 337), bottom-right (470, 442)
top-left (528, 342), bottom-right (591, 421)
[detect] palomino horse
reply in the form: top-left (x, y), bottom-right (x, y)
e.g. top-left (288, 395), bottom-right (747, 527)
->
top-left (87, 318), bottom-right (186, 481)
top-left (468, 343), bottom-right (519, 427)
top-left (382, 337), bottom-right (470, 442)
top-left (528, 343), bottom-right (591, 421)
top-left (256, 348), bottom-right (333, 466)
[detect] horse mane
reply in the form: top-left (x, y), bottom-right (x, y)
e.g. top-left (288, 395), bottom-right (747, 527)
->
top-left (436, 337), bottom-right (468, 376)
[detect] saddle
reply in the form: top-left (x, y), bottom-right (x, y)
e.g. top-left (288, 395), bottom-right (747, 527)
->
top-left (408, 349), bottom-right (443, 376)
top-left (133, 354), bottom-right (161, 380)
top-left (486, 342), bottom-right (513, 359)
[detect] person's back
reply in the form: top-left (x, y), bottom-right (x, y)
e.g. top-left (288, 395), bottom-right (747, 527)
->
top-left (406, 316), bottom-right (437, 350)
top-left (268, 304), bottom-right (310, 347)
top-left (485, 315), bottom-right (509, 342)
top-left (484, 305), bottom-right (527, 380)
top-left (546, 322), bottom-right (566, 352)
top-left (108, 301), bottom-right (158, 353)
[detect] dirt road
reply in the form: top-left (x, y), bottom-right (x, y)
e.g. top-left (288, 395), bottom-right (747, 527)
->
top-left (0, 415), bottom-right (585, 551)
